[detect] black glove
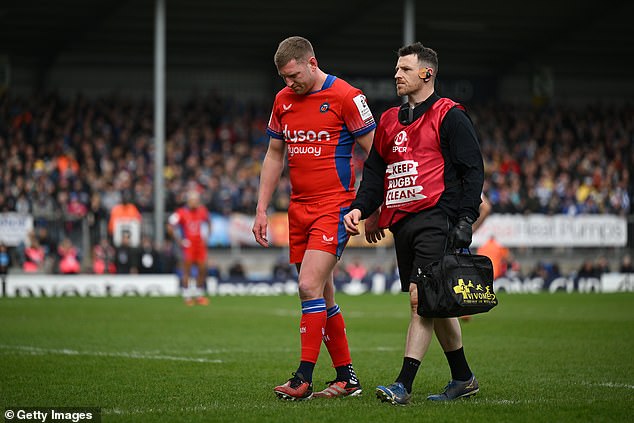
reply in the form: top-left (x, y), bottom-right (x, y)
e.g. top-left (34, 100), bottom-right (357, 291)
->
top-left (449, 216), bottom-right (474, 250)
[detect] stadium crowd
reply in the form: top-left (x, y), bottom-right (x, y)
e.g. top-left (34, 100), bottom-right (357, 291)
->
top-left (0, 92), bottom-right (631, 277)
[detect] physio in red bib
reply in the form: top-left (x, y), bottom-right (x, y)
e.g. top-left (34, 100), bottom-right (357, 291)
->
top-left (343, 42), bottom-right (485, 405)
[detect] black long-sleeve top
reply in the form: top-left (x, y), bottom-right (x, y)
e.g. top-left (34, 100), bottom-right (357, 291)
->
top-left (351, 93), bottom-right (484, 226)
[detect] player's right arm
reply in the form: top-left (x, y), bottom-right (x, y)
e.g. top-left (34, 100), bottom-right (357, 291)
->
top-left (343, 208), bottom-right (363, 235)
top-left (253, 137), bottom-right (286, 247)
top-left (167, 210), bottom-right (189, 248)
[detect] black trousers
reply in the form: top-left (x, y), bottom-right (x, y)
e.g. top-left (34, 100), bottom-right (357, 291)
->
top-left (391, 207), bottom-right (451, 292)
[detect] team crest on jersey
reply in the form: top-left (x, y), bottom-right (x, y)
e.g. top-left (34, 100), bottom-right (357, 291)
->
top-left (319, 102), bottom-right (330, 113)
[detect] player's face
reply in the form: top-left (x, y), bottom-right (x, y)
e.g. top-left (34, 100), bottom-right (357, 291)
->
top-left (394, 54), bottom-right (423, 97)
top-left (187, 193), bottom-right (200, 208)
top-left (278, 58), bottom-right (315, 95)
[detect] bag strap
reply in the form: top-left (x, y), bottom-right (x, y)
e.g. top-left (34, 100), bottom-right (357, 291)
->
top-left (449, 248), bottom-right (493, 285)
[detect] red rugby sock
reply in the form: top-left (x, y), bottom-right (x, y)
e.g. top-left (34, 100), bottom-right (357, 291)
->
top-left (300, 311), bottom-right (327, 363)
top-left (324, 311), bottom-right (352, 367)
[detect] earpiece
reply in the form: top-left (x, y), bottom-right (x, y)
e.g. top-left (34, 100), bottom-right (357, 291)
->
top-left (418, 67), bottom-right (432, 81)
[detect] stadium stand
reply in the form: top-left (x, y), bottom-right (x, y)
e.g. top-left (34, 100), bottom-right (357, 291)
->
top-left (0, 91), bottom-right (631, 279)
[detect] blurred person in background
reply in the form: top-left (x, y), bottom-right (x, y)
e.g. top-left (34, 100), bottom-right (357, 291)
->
top-left (252, 36), bottom-right (376, 400)
top-left (93, 237), bottom-right (116, 274)
top-left (21, 232), bottom-right (46, 273)
top-left (167, 189), bottom-right (211, 306)
top-left (31, 188), bottom-right (57, 228)
top-left (343, 42), bottom-right (483, 405)
top-left (57, 237), bottom-right (81, 274)
top-left (34, 226), bottom-right (56, 273)
top-left (619, 254), bottom-right (633, 273)
top-left (271, 255), bottom-right (296, 281)
top-left (138, 235), bottom-right (159, 274)
top-left (477, 235), bottom-right (509, 280)
top-left (87, 192), bottom-right (108, 247)
top-left (108, 190), bottom-right (142, 247)
top-left (157, 239), bottom-right (178, 274)
top-left (115, 231), bottom-right (139, 274)
top-left (345, 256), bottom-right (368, 281)
top-left (228, 259), bottom-right (246, 278)
top-left (0, 243), bottom-right (11, 275)
top-left (594, 255), bottom-right (611, 276)
top-left (206, 257), bottom-right (222, 280)
top-left (577, 259), bottom-right (599, 279)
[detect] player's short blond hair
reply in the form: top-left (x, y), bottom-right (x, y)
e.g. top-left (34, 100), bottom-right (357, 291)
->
top-left (186, 190), bottom-right (200, 202)
top-left (274, 36), bottom-right (314, 69)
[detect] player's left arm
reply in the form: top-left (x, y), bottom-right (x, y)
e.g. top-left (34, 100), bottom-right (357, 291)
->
top-left (343, 89), bottom-right (384, 242)
top-left (355, 130), bottom-right (375, 155)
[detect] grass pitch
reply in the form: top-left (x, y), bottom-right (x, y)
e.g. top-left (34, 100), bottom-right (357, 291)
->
top-left (1, 292), bottom-right (633, 422)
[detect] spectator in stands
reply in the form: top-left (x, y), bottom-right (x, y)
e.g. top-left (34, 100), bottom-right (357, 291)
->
top-left (619, 254), bottom-right (633, 273)
top-left (272, 255), bottom-right (295, 281)
top-left (15, 192), bottom-right (30, 214)
top-left (115, 231), bottom-right (139, 274)
top-left (228, 260), bottom-right (246, 278)
top-left (34, 226), bottom-right (55, 254)
top-left (206, 257), bottom-right (222, 279)
top-left (31, 189), bottom-right (57, 228)
top-left (66, 192), bottom-right (88, 239)
top-left (22, 233), bottom-right (46, 273)
top-left (0, 243), bottom-right (10, 275)
top-left (108, 190), bottom-right (142, 248)
top-left (87, 191), bottom-right (108, 247)
top-left (157, 239), bottom-right (178, 274)
top-left (34, 226), bottom-right (56, 273)
top-left (529, 260), bottom-right (559, 281)
top-left (92, 237), bottom-right (116, 274)
top-left (577, 259), bottom-right (599, 279)
top-left (594, 256), bottom-right (611, 276)
top-left (57, 237), bottom-right (81, 274)
top-left (114, 232), bottom-right (139, 274)
top-left (345, 257), bottom-right (368, 281)
top-left (138, 235), bottom-right (159, 273)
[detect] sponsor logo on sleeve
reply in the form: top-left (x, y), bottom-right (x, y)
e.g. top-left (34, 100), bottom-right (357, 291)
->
top-left (352, 94), bottom-right (374, 123)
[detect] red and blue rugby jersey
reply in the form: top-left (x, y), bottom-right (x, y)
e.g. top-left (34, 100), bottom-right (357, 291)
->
top-left (267, 75), bottom-right (376, 203)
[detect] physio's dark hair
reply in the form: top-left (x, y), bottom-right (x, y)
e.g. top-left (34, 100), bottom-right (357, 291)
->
top-left (398, 42), bottom-right (438, 73)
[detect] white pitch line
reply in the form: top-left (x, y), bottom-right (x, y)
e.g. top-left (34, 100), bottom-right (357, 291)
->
top-left (584, 382), bottom-right (634, 390)
top-left (0, 345), bottom-right (222, 363)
